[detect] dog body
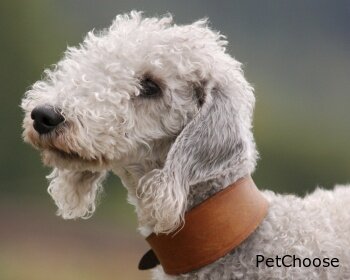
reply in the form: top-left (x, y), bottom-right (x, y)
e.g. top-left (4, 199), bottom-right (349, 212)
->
top-left (22, 12), bottom-right (350, 279)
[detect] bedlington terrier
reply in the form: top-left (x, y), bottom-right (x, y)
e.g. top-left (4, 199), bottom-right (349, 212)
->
top-left (22, 11), bottom-right (350, 280)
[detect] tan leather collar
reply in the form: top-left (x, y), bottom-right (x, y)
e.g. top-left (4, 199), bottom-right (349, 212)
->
top-left (139, 176), bottom-right (269, 275)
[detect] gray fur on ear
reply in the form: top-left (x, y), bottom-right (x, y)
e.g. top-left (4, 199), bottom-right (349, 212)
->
top-left (137, 80), bottom-right (257, 234)
top-left (47, 168), bottom-right (107, 219)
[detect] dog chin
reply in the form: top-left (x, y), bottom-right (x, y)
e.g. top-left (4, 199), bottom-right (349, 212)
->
top-left (41, 149), bottom-right (110, 172)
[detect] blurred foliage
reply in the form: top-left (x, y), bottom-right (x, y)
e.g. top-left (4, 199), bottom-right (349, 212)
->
top-left (0, 1), bottom-right (349, 279)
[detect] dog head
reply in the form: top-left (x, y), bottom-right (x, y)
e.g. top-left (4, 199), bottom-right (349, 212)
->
top-left (22, 11), bottom-right (257, 230)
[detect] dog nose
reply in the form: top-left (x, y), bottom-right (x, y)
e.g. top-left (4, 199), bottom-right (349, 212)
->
top-left (31, 105), bottom-right (64, 134)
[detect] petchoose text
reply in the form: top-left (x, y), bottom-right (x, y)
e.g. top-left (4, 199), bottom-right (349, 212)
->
top-left (256, 255), bottom-right (340, 268)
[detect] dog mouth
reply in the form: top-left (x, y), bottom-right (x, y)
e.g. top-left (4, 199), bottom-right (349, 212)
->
top-left (48, 147), bottom-right (83, 161)
top-left (41, 147), bottom-right (110, 171)
top-left (23, 116), bottom-right (111, 170)
top-left (25, 127), bottom-right (109, 169)
top-left (49, 147), bottom-right (107, 163)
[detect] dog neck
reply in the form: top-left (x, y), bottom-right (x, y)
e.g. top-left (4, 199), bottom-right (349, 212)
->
top-left (113, 149), bottom-right (253, 237)
top-left (112, 131), bottom-right (256, 234)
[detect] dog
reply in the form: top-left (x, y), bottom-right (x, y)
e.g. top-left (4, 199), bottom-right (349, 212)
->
top-left (22, 11), bottom-right (350, 279)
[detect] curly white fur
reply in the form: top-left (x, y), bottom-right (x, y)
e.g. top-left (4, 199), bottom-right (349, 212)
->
top-left (21, 11), bottom-right (350, 279)
top-left (47, 168), bottom-right (107, 219)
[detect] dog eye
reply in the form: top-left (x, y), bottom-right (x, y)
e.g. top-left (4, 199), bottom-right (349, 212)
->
top-left (140, 78), bottom-right (162, 98)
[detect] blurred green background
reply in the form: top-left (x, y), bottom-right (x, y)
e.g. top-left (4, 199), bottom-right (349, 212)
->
top-left (0, 1), bottom-right (349, 279)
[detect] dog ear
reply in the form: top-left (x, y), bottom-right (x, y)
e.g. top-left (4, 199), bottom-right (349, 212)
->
top-left (137, 79), bottom-right (257, 234)
top-left (47, 168), bottom-right (107, 219)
